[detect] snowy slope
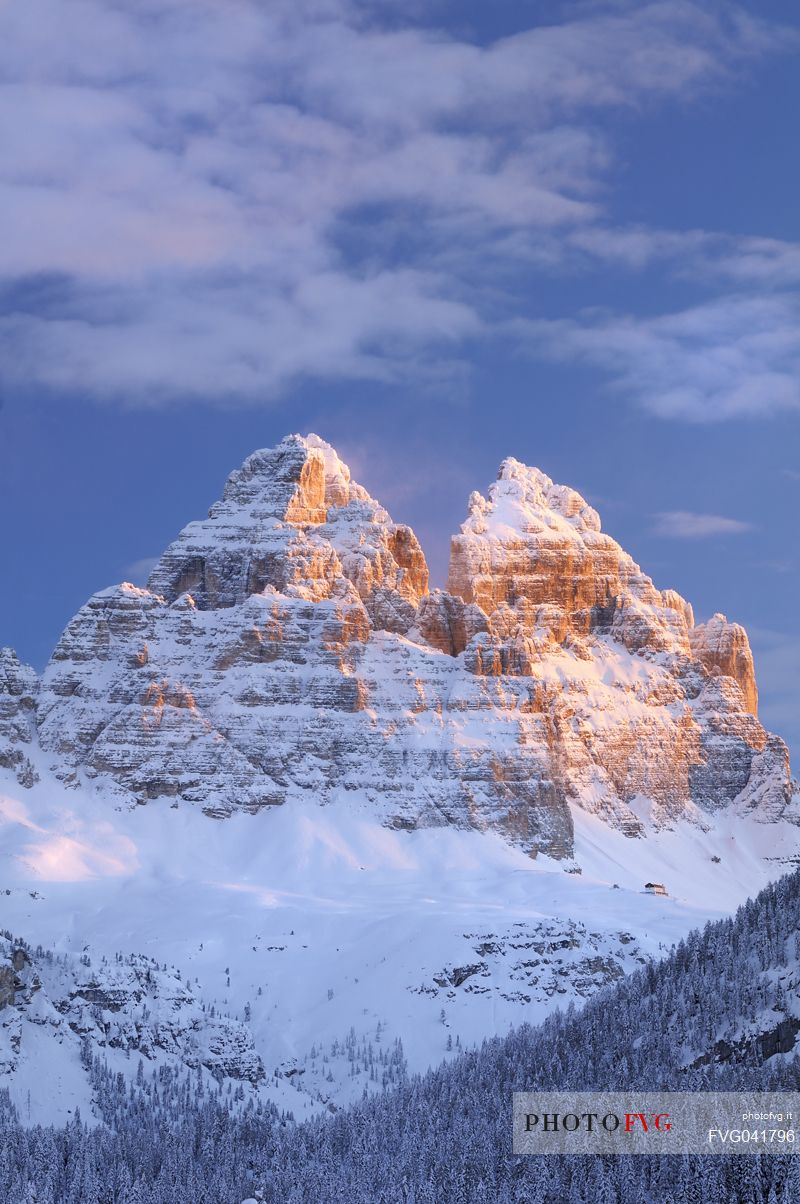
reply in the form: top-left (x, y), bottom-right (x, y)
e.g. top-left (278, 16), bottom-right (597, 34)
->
top-left (1, 749), bottom-right (797, 1124)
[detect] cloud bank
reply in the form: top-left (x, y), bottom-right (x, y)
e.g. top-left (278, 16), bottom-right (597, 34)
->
top-left (0, 0), bottom-right (797, 410)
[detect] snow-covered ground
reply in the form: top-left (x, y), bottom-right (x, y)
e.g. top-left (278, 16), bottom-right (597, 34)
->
top-left (1, 752), bottom-right (797, 1125)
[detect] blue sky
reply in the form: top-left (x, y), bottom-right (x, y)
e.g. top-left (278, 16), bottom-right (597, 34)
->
top-left (1, 0), bottom-right (798, 762)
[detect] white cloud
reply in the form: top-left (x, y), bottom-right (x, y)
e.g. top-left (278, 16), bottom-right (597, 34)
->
top-left (651, 511), bottom-right (754, 538)
top-left (565, 224), bottom-right (800, 286)
top-left (0, 0), bottom-right (792, 403)
top-left (0, 268), bottom-right (481, 402)
top-left (522, 293), bottom-right (800, 421)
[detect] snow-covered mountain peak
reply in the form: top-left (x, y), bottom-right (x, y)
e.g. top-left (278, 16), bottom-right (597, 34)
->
top-left (450, 457), bottom-right (662, 627)
top-left (480, 457), bottom-right (603, 537)
top-left (217, 432), bottom-right (361, 518)
top-left (144, 433), bottom-right (428, 616)
top-left (4, 431), bottom-right (786, 843)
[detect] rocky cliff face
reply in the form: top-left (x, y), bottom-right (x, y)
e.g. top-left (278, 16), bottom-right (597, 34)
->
top-left (689, 612), bottom-right (758, 716)
top-left (0, 648), bottom-right (39, 788)
top-left (29, 435), bottom-right (793, 858)
top-left (147, 435), bottom-right (428, 629)
top-left (0, 935), bottom-right (264, 1087)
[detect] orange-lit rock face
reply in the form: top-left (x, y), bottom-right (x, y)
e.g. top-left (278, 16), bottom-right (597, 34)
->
top-left (284, 453), bottom-right (327, 525)
top-left (440, 456), bottom-right (782, 833)
top-left (445, 460), bottom-right (698, 681)
top-left (690, 613), bottom-right (758, 716)
top-left (447, 459), bottom-right (664, 633)
top-left (34, 436), bottom-right (791, 855)
top-left (387, 527), bottom-right (429, 602)
top-left (415, 590), bottom-right (488, 657)
top-left (146, 433), bottom-right (426, 621)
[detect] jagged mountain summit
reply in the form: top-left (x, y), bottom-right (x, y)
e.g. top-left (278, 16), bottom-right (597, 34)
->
top-left (5, 433), bottom-right (793, 862)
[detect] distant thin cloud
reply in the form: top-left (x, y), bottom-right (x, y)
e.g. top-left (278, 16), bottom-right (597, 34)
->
top-left (652, 511), bottom-right (754, 539)
top-left (123, 557), bottom-right (158, 585)
top-left (759, 559), bottom-right (796, 575)
top-left (522, 294), bottom-right (800, 422)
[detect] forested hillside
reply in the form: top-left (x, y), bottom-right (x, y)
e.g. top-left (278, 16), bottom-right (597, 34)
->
top-left (4, 868), bottom-right (800, 1202)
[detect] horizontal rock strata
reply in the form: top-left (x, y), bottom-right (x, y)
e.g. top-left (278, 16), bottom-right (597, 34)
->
top-left (26, 435), bottom-right (793, 858)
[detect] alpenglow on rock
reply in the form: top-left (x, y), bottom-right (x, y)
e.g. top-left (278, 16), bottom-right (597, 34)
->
top-left (33, 435), bottom-right (792, 858)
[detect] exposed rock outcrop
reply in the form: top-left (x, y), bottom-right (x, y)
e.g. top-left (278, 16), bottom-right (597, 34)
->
top-left (0, 935), bottom-right (264, 1084)
top-left (0, 648), bottom-right (39, 788)
top-left (689, 613), bottom-right (758, 716)
top-left (147, 434), bottom-right (427, 625)
top-left (31, 435), bottom-right (792, 858)
top-left (448, 461), bottom-right (662, 633)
